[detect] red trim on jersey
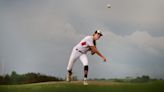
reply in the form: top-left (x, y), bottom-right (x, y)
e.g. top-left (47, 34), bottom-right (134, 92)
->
top-left (81, 42), bottom-right (86, 46)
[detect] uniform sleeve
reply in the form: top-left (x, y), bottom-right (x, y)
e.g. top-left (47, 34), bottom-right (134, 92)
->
top-left (86, 36), bottom-right (94, 46)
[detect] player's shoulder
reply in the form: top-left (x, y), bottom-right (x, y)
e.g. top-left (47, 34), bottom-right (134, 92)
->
top-left (82, 36), bottom-right (93, 42)
top-left (84, 35), bottom-right (93, 39)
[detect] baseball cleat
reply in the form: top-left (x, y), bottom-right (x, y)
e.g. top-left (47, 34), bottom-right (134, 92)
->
top-left (83, 78), bottom-right (88, 85)
top-left (66, 73), bottom-right (72, 82)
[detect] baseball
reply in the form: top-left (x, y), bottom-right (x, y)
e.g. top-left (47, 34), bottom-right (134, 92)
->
top-left (107, 4), bottom-right (111, 8)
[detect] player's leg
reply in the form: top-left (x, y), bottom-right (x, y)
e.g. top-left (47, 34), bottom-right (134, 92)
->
top-left (66, 49), bottom-right (80, 81)
top-left (79, 54), bottom-right (89, 85)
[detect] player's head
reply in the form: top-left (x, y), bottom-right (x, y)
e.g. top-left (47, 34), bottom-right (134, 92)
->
top-left (93, 30), bottom-right (103, 40)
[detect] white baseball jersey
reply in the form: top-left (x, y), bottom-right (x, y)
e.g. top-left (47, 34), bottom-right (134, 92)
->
top-left (74, 36), bottom-right (94, 53)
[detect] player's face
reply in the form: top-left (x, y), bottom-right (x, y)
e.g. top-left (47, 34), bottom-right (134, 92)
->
top-left (94, 33), bottom-right (101, 40)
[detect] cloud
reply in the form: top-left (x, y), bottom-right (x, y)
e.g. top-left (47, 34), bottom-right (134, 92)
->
top-left (97, 30), bottom-right (164, 78)
top-left (102, 30), bottom-right (164, 56)
top-left (125, 31), bottom-right (164, 54)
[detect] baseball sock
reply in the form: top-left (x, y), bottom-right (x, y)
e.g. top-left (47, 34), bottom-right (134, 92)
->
top-left (84, 65), bottom-right (88, 78)
top-left (68, 70), bottom-right (72, 75)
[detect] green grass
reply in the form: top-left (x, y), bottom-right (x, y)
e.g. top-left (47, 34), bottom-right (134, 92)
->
top-left (0, 80), bottom-right (164, 92)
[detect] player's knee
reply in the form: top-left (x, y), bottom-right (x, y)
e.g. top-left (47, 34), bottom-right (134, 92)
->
top-left (84, 65), bottom-right (88, 71)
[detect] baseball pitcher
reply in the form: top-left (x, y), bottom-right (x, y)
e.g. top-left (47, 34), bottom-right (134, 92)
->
top-left (66, 30), bottom-right (107, 85)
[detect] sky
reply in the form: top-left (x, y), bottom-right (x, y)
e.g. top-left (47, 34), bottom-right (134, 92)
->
top-left (0, 0), bottom-right (164, 79)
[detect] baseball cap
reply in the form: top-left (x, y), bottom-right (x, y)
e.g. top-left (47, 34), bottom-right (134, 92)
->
top-left (95, 30), bottom-right (103, 36)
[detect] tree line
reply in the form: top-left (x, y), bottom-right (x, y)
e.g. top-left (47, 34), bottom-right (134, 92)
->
top-left (0, 71), bottom-right (63, 85)
top-left (89, 75), bottom-right (161, 83)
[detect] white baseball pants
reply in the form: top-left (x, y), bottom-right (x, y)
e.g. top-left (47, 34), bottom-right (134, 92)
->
top-left (67, 47), bottom-right (88, 71)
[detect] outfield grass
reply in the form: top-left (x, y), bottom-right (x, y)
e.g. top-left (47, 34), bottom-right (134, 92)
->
top-left (0, 80), bottom-right (164, 92)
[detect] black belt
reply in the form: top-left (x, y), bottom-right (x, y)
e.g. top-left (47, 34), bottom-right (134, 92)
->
top-left (76, 49), bottom-right (84, 54)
